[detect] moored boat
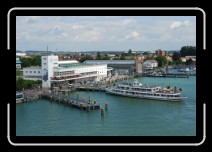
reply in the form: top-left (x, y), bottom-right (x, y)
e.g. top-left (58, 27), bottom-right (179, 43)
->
top-left (105, 79), bottom-right (187, 101)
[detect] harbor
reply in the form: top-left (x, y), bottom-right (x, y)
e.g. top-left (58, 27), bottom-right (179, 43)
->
top-left (16, 76), bottom-right (196, 136)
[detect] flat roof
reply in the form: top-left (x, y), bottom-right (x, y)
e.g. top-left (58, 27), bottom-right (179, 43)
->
top-left (84, 60), bottom-right (135, 64)
top-left (23, 66), bottom-right (42, 70)
top-left (54, 63), bottom-right (107, 71)
top-left (58, 60), bottom-right (79, 64)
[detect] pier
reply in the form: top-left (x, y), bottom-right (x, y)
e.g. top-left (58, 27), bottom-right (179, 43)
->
top-left (20, 90), bottom-right (102, 112)
top-left (42, 94), bottom-right (101, 111)
top-left (76, 86), bottom-right (106, 92)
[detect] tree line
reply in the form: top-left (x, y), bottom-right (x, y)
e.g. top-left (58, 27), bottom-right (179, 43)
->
top-left (19, 55), bottom-right (42, 67)
top-left (16, 78), bottom-right (42, 91)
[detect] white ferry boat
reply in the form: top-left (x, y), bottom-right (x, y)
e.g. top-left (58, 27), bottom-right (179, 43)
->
top-left (105, 79), bottom-right (187, 101)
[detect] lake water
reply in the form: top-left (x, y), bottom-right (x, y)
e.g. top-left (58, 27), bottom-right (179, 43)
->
top-left (16, 76), bottom-right (196, 136)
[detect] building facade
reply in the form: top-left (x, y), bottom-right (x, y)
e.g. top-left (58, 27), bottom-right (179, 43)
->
top-left (23, 55), bottom-right (107, 88)
top-left (51, 64), bottom-right (107, 85)
top-left (155, 49), bottom-right (166, 56)
top-left (16, 58), bottom-right (21, 69)
top-left (84, 60), bottom-right (143, 75)
top-left (144, 60), bottom-right (158, 69)
top-left (23, 66), bottom-right (42, 80)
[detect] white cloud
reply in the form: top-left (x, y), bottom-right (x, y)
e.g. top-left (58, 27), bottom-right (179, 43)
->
top-left (16, 32), bottom-right (30, 40)
top-left (22, 16), bottom-right (41, 24)
top-left (121, 19), bottom-right (137, 26)
top-left (50, 25), bottom-right (62, 35)
top-left (70, 25), bottom-right (84, 30)
top-left (124, 31), bottom-right (140, 40)
top-left (74, 31), bottom-right (101, 42)
top-left (16, 16), bottom-right (196, 51)
top-left (58, 33), bottom-right (68, 39)
top-left (170, 20), bottom-right (191, 30)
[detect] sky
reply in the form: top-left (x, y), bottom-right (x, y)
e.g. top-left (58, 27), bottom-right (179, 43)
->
top-left (16, 16), bottom-right (196, 52)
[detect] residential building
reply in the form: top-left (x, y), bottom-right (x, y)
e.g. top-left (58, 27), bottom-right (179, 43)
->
top-left (144, 60), bottom-right (158, 69)
top-left (155, 49), bottom-right (166, 56)
top-left (180, 57), bottom-right (187, 62)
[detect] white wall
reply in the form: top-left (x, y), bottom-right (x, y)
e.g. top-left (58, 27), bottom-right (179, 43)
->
top-left (42, 56), bottom-right (58, 88)
top-left (23, 67), bottom-right (42, 81)
top-left (16, 64), bottom-right (21, 69)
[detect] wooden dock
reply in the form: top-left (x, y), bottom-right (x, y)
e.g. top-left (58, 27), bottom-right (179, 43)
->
top-left (76, 87), bottom-right (106, 92)
top-left (41, 94), bottom-right (101, 111)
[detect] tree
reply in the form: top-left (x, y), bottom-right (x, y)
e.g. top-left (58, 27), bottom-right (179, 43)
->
top-left (172, 52), bottom-right (181, 61)
top-left (96, 52), bottom-right (101, 60)
top-left (120, 53), bottom-right (126, 60)
top-left (128, 49), bottom-right (132, 56)
top-left (180, 46), bottom-right (196, 57)
top-left (186, 58), bottom-right (193, 65)
top-left (155, 55), bottom-right (167, 67)
top-left (79, 55), bottom-right (93, 63)
top-left (16, 69), bottom-right (22, 76)
top-left (101, 54), bottom-right (110, 60)
top-left (143, 52), bottom-right (149, 55)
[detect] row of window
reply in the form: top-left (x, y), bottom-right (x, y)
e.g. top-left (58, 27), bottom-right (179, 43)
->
top-left (25, 71), bottom-right (40, 74)
top-left (114, 90), bottom-right (178, 97)
top-left (119, 87), bottom-right (154, 92)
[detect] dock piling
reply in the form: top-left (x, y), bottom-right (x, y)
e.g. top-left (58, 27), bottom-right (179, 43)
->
top-left (100, 108), bottom-right (104, 116)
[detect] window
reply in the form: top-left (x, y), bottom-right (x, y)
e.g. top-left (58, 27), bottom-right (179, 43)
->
top-left (34, 71), bottom-right (36, 73)
top-left (43, 58), bottom-right (46, 60)
top-left (44, 63), bottom-right (46, 65)
top-left (38, 71), bottom-right (40, 73)
top-left (30, 71), bottom-right (32, 73)
top-left (25, 71), bottom-right (28, 73)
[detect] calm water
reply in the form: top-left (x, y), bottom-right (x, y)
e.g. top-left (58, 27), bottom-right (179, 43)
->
top-left (16, 77), bottom-right (196, 136)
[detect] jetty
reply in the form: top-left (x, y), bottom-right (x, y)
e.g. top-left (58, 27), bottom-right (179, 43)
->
top-left (19, 90), bottom-right (104, 112)
top-left (42, 94), bottom-right (101, 111)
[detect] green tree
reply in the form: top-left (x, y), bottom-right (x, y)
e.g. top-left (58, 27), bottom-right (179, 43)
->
top-left (101, 54), bottom-right (110, 60)
top-left (120, 53), bottom-right (126, 60)
top-left (79, 55), bottom-right (93, 63)
top-left (128, 49), bottom-right (132, 56)
top-left (155, 55), bottom-right (167, 67)
top-left (96, 52), bottom-right (101, 60)
top-left (16, 69), bottom-right (22, 76)
top-left (16, 78), bottom-right (42, 91)
top-left (186, 58), bottom-right (193, 65)
top-left (180, 46), bottom-right (196, 57)
top-left (143, 52), bottom-right (149, 55)
top-left (20, 58), bottom-right (32, 67)
top-left (172, 52), bottom-right (181, 61)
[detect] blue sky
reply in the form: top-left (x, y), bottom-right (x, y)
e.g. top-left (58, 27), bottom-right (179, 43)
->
top-left (16, 16), bottom-right (196, 52)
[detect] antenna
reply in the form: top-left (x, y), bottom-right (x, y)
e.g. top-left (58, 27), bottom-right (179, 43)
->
top-left (47, 45), bottom-right (48, 54)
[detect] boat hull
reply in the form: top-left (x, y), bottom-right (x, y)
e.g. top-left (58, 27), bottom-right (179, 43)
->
top-left (105, 90), bottom-right (186, 101)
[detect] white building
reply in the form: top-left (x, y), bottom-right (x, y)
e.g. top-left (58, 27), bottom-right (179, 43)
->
top-left (16, 58), bottom-right (21, 69)
top-left (144, 60), bottom-right (158, 69)
top-left (23, 55), bottom-right (107, 88)
top-left (51, 64), bottom-right (107, 84)
top-left (16, 52), bottom-right (26, 57)
top-left (41, 56), bottom-right (59, 88)
top-left (180, 57), bottom-right (187, 62)
top-left (23, 66), bottom-right (42, 80)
